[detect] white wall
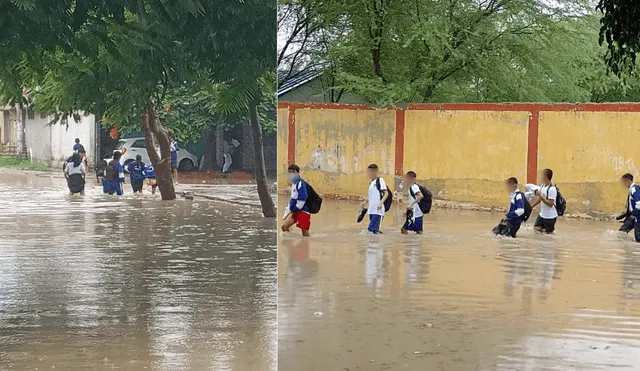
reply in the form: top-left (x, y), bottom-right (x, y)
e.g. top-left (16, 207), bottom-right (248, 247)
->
top-left (24, 112), bottom-right (95, 165)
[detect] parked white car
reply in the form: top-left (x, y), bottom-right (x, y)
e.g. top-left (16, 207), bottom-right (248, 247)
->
top-left (107, 137), bottom-right (199, 172)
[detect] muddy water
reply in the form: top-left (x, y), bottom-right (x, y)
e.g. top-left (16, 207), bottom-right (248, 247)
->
top-left (278, 196), bottom-right (640, 371)
top-left (0, 171), bottom-right (276, 371)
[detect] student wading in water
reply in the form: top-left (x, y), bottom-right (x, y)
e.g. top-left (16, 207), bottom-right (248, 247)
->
top-left (282, 164), bottom-right (312, 237)
top-left (493, 177), bottom-right (530, 238)
top-left (103, 151), bottom-right (125, 196)
top-left (401, 171), bottom-right (433, 235)
top-left (64, 151), bottom-right (86, 196)
top-left (127, 155), bottom-right (146, 194)
top-left (531, 168), bottom-right (558, 234)
top-left (617, 173), bottom-right (640, 242)
top-left (363, 164), bottom-right (390, 234)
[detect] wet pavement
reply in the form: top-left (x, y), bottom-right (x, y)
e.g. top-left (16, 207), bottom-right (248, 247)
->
top-left (0, 170), bottom-right (276, 371)
top-left (278, 196), bottom-right (640, 371)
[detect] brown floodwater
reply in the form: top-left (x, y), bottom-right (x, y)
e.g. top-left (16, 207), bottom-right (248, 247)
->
top-left (278, 196), bottom-right (640, 371)
top-left (0, 171), bottom-right (276, 371)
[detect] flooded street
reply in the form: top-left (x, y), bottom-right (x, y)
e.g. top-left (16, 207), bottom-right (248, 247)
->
top-left (0, 171), bottom-right (276, 371)
top-left (279, 196), bottom-right (640, 371)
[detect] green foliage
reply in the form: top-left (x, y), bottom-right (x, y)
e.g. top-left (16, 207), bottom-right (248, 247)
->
top-left (282, 0), bottom-right (640, 104)
top-left (0, 0), bottom-right (276, 140)
top-left (597, 0), bottom-right (640, 76)
top-left (0, 155), bottom-right (48, 171)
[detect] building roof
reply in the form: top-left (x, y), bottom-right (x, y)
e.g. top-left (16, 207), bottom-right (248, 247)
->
top-left (277, 69), bottom-right (322, 96)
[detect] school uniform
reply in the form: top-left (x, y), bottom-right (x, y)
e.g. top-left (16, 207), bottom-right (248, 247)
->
top-left (65, 162), bottom-right (85, 194)
top-left (127, 161), bottom-right (146, 192)
top-left (170, 141), bottom-right (178, 170)
top-left (143, 165), bottom-right (158, 189)
top-left (502, 190), bottom-right (525, 237)
top-left (534, 184), bottom-right (557, 233)
top-left (102, 162), bottom-right (125, 195)
top-left (73, 143), bottom-right (85, 153)
top-left (402, 184), bottom-right (424, 232)
top-left (289, 179), bottom-right (311, 231)
top-left (367, 178), bottom-right (387, 233)
top-left (626, 183), bottom-right (640, 242)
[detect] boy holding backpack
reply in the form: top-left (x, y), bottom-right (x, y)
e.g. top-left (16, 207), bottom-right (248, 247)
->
top-left (618, 173), bottom-right (640, 242)
top-left (401, 171), bottom-right (433, 234)
top-left (531, 168), bottom-right (566, 234)
top-left (282, 164), bottom-right (318, 237)
top-left (493, 177), bottom-right (530, 238)
top-left (363, 164), bottom-right (390, 234)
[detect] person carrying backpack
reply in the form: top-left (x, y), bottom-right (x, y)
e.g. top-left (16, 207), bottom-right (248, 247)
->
top-left (102, 151), bottom-right (125, 196)
top-left (362, 164), bottom-right (389, 234)
top-left (531, 168), bottom-right (559, 234)
top-left (619, 173), bottom-right (640, 242)
top-left (401, 171), bottom-right (432, 235)
top-left (282, 164), bottom-right (319, 237)
top-left (493, 177), bottom-right (530, 238)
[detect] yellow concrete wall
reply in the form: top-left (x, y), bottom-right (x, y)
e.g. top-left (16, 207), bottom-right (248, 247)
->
top-left (538, 111), bottom-right (640, 214)
top-left (293, 108), bottom-right (396, 197)
top-left (277, 107), bottom-right (290, 189)
top-left (404, 110), bottom-right (529, 207)
top-left (281, 106), bottom-right (640, 214)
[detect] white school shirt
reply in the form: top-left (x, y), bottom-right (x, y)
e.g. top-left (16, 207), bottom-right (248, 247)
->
top-left (368, 177), bottom-right (387, 216)
top-left (65, 162), bottom-right (85, 175)
top-left (408, 184), bottom-right (423, 218)
top-left (628, 183), bottom-right (640, 213)
top-left (539, 184), bottom-right (558, 219)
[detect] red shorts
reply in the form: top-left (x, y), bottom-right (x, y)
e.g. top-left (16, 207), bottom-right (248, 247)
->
top-left (292, 211), bottom-right (311, 231)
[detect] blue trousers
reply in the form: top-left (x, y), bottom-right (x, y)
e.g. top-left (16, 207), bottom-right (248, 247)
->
top-left (368, 214), bottom-right (383, 233)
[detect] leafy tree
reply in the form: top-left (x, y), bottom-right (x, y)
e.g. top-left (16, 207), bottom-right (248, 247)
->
top-left (597, 0), bottom-right (640, 76)
top-left (279, 0), bottom-right (635, 105)
top-left (1, 0), bottom-right (277, 215)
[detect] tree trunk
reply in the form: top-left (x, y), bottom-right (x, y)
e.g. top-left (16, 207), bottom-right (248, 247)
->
top-left (249, 101), bottom-right (276, 218)
top-left (372, 47), bottom-right (382, 78)
top-left (16, 105), bottom-right (25, 155)
top-left (215, 123), bottom-right (224, 170)
top-left (199, 128), bottom-right (217, 171)
top-left (141, 103), bottom-right (175, 200)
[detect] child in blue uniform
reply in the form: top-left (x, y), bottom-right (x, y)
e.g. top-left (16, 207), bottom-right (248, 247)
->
top-left (127, 154), bottom-right (146, 193)
top-left (620, 173), bottom-right (640, 242)
top-left (143, 164), bottom-right (158, 194)
top-left (168, 131), bottom-right (179, 183)
top-left (281, 164), bottom-right (311, 237)
top-left (102, 151), bottom-right (125, 195)
top-left (493, 177), bottom-right (525, 238)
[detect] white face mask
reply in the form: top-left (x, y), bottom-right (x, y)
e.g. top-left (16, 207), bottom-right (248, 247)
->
top-left (288, 173), bottom-right (300, 182)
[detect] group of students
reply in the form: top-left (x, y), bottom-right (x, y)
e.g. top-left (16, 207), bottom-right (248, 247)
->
top-left (281, 163), bottom-right (433, 237)
top-left (99, 152), bottom-right (157, 196)
top-left (282, 163), bottom-right (640, 242)
top-left (63, 138), bottom-right (160, 196)
top-left (492, 168), bottom-right (564, 238)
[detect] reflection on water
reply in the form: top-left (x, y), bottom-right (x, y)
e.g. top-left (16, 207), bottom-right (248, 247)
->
top-left (278, 196), bottom-right (640, 371)
top-left (0, 171), bottom-right (276, 371)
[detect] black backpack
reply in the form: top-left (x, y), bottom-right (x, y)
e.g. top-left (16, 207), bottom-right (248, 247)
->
top-left (305, 182), bottom-right (322, 214)
top-left (96, 159), bottom-right (108, 176)
top-left (409, 184), bottom-right (433, 214)
top-left (105, 161), bottom-right (118, 180)
top-left (375, 178), bottom-right (393, 212)
top-left (552, 185), bottom-right (567, 216)
top-left (517, 191), bottom-right (533, 222)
